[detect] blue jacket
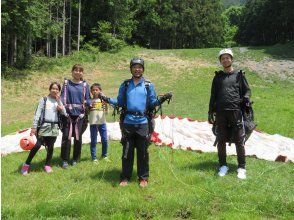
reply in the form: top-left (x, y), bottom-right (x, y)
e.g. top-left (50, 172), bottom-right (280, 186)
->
top-left (109, 77), bottom-right (160, 124)
top-left (61, 80), bottom-right (91, 116)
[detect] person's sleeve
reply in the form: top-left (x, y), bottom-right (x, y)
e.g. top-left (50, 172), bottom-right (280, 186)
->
top-left (149, 83), bottom-right (160, 108)
top-left (32, 98), bottom-right (45, 128)
top-left (60, 84), bottom-right (65, 105)
top-left (209, 76), bottom-right (217, 112)
top-left (241, 74), bottom-right (251, 98)
top-left (57, 100), bottom-right (68, 116)
top-left (109, 84), bottom-right (124, 107)
top-left (85, 84), bottom-right (92, 106)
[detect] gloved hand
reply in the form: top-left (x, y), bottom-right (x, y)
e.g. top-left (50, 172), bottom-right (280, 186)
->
top-left (98, 93), bottom-right (110, 103)
top-left (79, 113), bottom-right (85, 119)
top-left (208, 111), bottom-right (215, 124)
top-left (159, 92), bottom-right (173, 104)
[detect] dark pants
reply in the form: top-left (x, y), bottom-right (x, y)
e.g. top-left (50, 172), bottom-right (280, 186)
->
top-left (216, 110), bottom-right (246, 169)
top-left (120, 123), bottom-right (149, 181)
top-left (26, 136), bottom-right (57, 166)
top-left (61, 116), bottom-right (86, 162)
top-left (90, 123), bottom-right (108, 159)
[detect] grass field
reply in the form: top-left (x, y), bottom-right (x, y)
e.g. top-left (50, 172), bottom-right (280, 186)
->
top-left (2, 143), bottom-right (294, 219)
top-left (2, 44), bottom-right (294, 219)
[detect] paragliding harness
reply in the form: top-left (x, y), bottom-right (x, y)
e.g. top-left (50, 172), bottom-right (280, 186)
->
top-left (60, 79), bottom-right (88, 136)
top-left (212, 70), bottom-right (257, 146)
top-left (35, 96), bottom-right (61, 147)
top-left (113, 79), bottom-right (171, 153)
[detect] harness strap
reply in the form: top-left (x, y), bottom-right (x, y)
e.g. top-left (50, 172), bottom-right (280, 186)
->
top-left (43, 120), bottom-right (59, 124)
top-left (82, 81), bottom-right (87, 111)
top-left (122, 79), bottom-right (151, 111)
top-left (41, 97), bottom-right (47, 125)
top-left (68, 117), bottom-right (81, 141)
top-left (64, 79), bottom-right (68, 106)
top-left (66, 103), bottom-right (84, 109)
top-left (63, 79), bottom-right (87, 113)
top-left (125, 110), bottom-right (146, 116)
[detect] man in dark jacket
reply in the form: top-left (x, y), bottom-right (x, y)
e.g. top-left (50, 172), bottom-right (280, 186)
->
top-left (208, 49), bottom-right (251, 179)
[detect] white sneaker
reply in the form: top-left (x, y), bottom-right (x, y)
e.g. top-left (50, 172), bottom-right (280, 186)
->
top-left (218, 165), bottom-right (229, 177)
top-left (237, 168), bottom-right (246, 179)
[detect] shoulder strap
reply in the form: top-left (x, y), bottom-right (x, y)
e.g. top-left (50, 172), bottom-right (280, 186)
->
top-left (82, 81), bottom-right (87, 110)
top-left (63, 78), bottom-right (68, 106)
top-left (144, 80), bottom-right (151, 111)
top-left (122, 79), bottom-right (152, 111)
top-left (238, 70), bottom-right (244, 98)
top-left (40, 96), bottom-right (47, 126)
top-left (122, 79), bottom-right (131, 110)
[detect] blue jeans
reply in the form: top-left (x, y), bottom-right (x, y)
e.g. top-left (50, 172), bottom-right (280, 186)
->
top-left (90, 124), bottom-right (108, 159)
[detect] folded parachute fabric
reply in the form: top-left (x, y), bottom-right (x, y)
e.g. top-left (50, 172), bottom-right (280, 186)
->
top-left (1, 116), bottom-right (293, 162)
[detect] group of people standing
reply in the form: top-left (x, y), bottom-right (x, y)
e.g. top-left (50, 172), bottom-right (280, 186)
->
top-left (20, 48), bottom-right (252, 187)
top-left (21, 64), bottom-right (111, 174)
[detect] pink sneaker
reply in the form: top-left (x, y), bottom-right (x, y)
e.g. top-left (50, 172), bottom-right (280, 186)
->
top-left (21, 164), bottom-right (30, 175)
top-left (44, 165), bottom-right (53, 173)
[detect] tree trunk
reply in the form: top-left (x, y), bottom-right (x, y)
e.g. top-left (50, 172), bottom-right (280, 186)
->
top-left (56, 7), bottom-right (59, 58)
top-left (13, 35), bottom-right (17, 65)
top-left (68, 0), bottom-right (72, 54)
top-left (49, 6), bottom-right (52, 57)
top-left (8, 37), bottom-right (14, 66)
top-left (77, 0), bottom-right (81, 51)
top-left (26, 34), bottom-right (32, 64)
top-left (47, 6), bottom-right (51, 57)
top-left (62, 0), bottom-right (66, 56)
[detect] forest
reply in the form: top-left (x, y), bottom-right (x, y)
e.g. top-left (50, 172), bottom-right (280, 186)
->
top-left (2, 0), bottom-right (294, 68)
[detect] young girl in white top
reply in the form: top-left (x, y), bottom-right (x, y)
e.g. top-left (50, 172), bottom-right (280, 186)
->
top-left (21, 82), bottom-right (67, 175)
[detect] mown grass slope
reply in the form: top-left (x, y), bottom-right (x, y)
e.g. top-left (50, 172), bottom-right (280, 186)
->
top-left (2, 44), bottom-right (294, 219)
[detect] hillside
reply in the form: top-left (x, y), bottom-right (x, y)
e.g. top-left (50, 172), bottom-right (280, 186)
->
top-left (2, 45), bottom-right (294, 219)
top-left (2, 44), bottom-right (294, 137)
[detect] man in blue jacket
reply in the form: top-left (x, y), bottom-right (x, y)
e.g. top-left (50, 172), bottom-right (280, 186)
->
top-left (100, 58), bottom-right (172, 187)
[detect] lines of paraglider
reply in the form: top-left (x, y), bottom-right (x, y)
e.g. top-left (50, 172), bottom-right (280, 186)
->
top-left (155, 115), bottom-right (219, 198)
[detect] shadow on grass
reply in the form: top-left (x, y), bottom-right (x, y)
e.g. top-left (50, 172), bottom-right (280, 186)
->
top-left (181, 161), bottom-right (238, 173)
top-left (15, 156), bottom-right (62, 174)
top-left (248, 42), bottom-right (294, 60)
top-left (90, 168), bottom-right (121, 186)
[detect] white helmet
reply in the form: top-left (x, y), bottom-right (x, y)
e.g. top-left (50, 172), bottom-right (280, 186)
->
top-left (219, 48), bottom-right (233, 59)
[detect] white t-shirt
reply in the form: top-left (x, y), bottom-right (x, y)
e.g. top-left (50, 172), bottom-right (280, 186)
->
top-left (88, 98), bottom-right (107, 125)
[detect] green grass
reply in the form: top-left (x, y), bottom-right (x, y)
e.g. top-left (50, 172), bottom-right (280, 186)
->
top-left (2, 44), bottom-right (294, 218)
top-left (2, 142), bottom-right (294, 219)
top-left (2, 45), bottom-right (294, 137)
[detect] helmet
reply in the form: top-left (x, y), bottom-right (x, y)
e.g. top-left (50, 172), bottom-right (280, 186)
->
top-left (130, 58), bottom-right (144, 69)
top-left (20, 136), bottom-right (36, 151)
top-left (219, 48), bottom-right (233, 59)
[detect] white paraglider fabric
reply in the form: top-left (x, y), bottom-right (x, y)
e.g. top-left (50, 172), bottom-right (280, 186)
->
top-left (1, 116), bottom-right (293, 162)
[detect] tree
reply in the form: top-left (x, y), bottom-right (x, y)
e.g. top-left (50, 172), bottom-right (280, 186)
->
top-left (236, 0), bottom-right (294, 45)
